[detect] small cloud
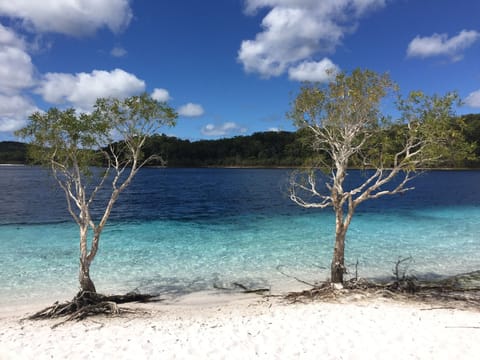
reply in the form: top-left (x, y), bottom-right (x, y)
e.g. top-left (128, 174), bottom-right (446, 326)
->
top-left (268, 127), bottom-right (280, 132)
top-left (110, 46), bottom-right (127, 57)
top-left (178, 103), bottom-right (204, 117)
top-left (151, 88), bottom-right (171, 102)
top-left (201, 122), bottom-right (247, 137)
top-left (288, 58), bottom-right (340, 82)
top-left (407, 30), bottom-right (480, 61)
top-left (465, 90), bottom-right (480, 108)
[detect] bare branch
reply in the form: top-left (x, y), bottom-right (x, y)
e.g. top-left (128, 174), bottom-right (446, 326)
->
top-left (289, 170), bottom-right (332, 208)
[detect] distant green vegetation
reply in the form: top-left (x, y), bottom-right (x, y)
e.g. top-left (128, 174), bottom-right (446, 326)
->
top-left (0, 141), bottom-right (27, 164)
top-left (141, 130), bottom-right (314, 167)
top-left (2, 113), bottom-right (479, 168)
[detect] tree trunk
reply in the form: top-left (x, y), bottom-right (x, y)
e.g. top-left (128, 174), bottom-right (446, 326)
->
top-left (79, 225), bottom-right (96, 293)
top-left (79, 259), bottom-right (96, 293)
top-left (331, 224), bottom-right (346, 284)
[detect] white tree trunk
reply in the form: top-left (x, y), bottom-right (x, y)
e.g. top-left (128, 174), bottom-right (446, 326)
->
top-left (331, 216), bottom-right (347, 284)
top-left (78, 224), bottom-right (96, 292)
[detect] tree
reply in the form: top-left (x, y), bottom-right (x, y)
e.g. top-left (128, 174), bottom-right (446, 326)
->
top-left (288, 69), bottom-right (471, 284)
top-left (16, 93), bottom-right (177, 293)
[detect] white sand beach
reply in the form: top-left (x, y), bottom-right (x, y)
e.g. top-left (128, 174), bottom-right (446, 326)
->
top-left (1, 292), bottom-right (479, 360)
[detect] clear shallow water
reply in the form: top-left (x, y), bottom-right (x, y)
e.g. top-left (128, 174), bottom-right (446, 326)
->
top-left (1, 166), bottom-right (479, 306)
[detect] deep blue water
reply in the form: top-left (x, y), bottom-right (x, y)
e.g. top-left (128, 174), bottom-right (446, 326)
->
top-left (1, 166), bottom-right (479, 306)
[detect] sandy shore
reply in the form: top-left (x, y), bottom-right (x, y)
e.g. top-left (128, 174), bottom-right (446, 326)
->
top-left (1, 292), bottom-right (479, 360)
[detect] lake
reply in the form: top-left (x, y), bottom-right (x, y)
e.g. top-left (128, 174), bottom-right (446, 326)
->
top-left (1, 166), bottom-right (479, 306)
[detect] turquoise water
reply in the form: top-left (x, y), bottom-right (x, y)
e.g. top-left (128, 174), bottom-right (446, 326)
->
top-left (1, 167), bottom-right (479, 306)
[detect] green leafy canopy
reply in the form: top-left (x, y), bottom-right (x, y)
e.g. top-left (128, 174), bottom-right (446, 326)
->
top-left (15, 93), bottom-right (177, 174)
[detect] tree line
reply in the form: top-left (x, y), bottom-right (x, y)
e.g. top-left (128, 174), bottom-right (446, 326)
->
top-left (2, 114), bottom-right (479, 167)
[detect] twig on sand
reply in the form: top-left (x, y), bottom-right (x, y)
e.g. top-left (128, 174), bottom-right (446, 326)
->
top-left (276, 265), bottom-right (319, 288)
top-left (213, 282), bottom-right (270, 294)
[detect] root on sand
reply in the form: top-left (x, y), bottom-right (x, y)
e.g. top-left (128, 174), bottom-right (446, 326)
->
top-left (27, 291), bottom-right (158, 327)
top-left (285, 271), bottom-right (480, 309)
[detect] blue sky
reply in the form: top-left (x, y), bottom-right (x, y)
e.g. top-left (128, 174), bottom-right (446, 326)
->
top-left (0, 0), bottom-right (480, 141)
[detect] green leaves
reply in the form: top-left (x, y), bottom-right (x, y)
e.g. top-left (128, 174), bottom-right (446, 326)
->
top-left (396, 91), bottom-right (473, 168)
top-left (93, 92), bottom-right (177, 140)
top-left (15, 93), bottom-right (177, 174)
top-left (288, 69), bottom-right (474, 170)
top-left (289, 69), bottom-right (395, 131)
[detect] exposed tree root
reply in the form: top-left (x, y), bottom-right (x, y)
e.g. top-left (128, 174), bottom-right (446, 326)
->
top-left (27, 291), bottom-right (159, 326)
top-left (285, 272), bottom-right (480, 309)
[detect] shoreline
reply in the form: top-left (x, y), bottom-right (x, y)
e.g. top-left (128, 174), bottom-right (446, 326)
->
top-left (2, 267), bottom-right (480, 315)
top-left (1, 292), bottom-right (479, 359)
top-left (2, 163), bottom-right (480, 170)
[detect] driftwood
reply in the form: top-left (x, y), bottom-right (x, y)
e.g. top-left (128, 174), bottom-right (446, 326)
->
top-left (27, 291), bottom-right (159, 326)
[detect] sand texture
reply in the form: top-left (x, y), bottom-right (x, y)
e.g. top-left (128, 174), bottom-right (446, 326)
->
top-left (1, 294), bottom-right (479, 359)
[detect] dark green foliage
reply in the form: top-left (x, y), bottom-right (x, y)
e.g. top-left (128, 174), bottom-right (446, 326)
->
top-left (142, 130), bottom-right (315, 167)
top-left (0, 141), bottom-right (27, 163)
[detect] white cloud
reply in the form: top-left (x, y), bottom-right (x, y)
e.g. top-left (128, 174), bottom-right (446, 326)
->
top-left (151, 88), bottom-right (171, 102)
top-left (288, 58), bottom-right (340, 82)
top-left (0, 24), bottom-right (35, 95)
top-left (0, 0), bottom-right (132, 36)
top-left (0, 94), bottom-right (38, 131)
top-left (407, 30), bottom-right (480, 61)
top-left (178, 103), bottom-right (205, 117)
top-left (0, 22), bottom-right (23, 45)
top-left (111, 46), bottom-right (127, 57)
top-left (0, 1), bottom-right (135, 133)
top-left (268, 127), bottom-right (280, 132)
top-left (0, 24), bottom-right (36, 132)
top-left (464, 90), bottom-right (480, 108)
top-left (239, 0), bottom-right (385, 78)
top-left (36, 68), bottom-right (145, 110)
top-left (201, 122), bottom-right (247, 137)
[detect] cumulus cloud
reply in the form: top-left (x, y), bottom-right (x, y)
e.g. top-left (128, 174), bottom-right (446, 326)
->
top-left (110, 46), bottom-right (127, 57)
top-left (0, 1), bottom-right (135, 133)
top-left (0, 94), bottom-right (38, 131)
top-left (0, 24), bottom-right (35, 95)
top-left (0, 24), bottom-right (37, 132)
top-left (178, 103), bottom-right (205, 117)
top-left (407, 30), bottom-right (480, 61)
top-left (36, 68), bottom-right (145, 110)
top-left (464, 90), bottom-right (480, 108)
top-left (288, 58), bottom-right (340, 82)
top-left (151, 88), bottom-right (171, 102)
top-left (201, 122), bottom-right (247, 137)
top-left (239, 0), bottom-right (385, 78)
top-left (0, 0), bottom-right (132, 36)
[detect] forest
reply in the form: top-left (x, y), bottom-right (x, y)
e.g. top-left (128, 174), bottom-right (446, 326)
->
top-left (1, 113), bottom-right (479, 168)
